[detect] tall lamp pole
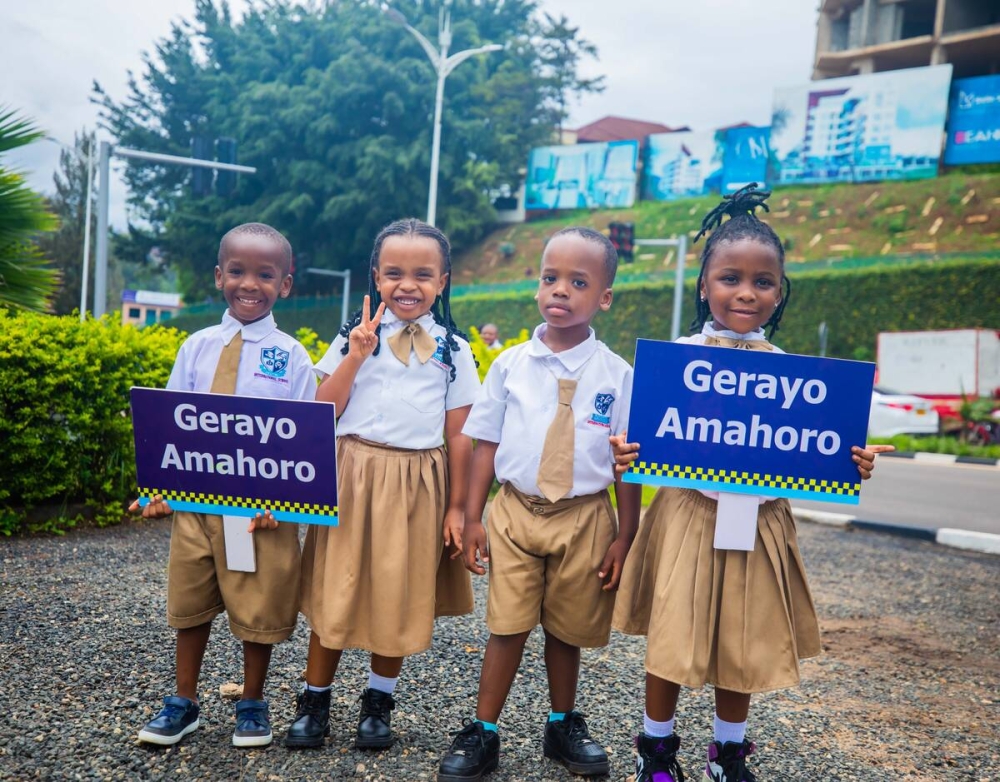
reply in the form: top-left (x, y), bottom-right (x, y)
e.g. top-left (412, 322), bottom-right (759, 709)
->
top-left (386, 4), bottom-right (501, 227)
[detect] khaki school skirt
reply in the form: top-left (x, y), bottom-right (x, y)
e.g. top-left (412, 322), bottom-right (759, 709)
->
top-left (301, 436), bottom-right (473, 657)
top-left (613, 488), bottom-right (822, 694)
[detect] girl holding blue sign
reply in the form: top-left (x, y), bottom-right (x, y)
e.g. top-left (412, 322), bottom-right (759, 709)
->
top-left (610, 185), bottom-right (892, 782)
top-left (285, 219), bottom-right (480, 752)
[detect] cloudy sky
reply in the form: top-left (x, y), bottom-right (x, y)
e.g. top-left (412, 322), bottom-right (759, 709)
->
top-left (2, 0), bottom-right (818, 227)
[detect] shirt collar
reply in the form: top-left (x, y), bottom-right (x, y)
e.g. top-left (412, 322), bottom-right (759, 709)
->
top-left (221, 310), bottom-right (277, 344)
top-left (380, 308), bottom-right (436, 333)
top-left (702, 320), bottom-right (767, 342)
top-left (528, 323), bottom-right (598, 371)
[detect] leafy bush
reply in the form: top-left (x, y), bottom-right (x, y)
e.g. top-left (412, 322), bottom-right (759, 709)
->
top-left (294, 327), bottom-right (330, 364)
top-left (0, 311), bottom-right (184, 534)
top-left (868, 435), bottom-right (1000, 459)
top-left (467, 325), bottom-right (530, 382)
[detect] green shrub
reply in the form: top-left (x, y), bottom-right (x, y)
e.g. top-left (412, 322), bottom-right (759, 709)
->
top-left (467, 325), bottom-right (530, 382)
top-left (0, 311), bottom-right (185, 534)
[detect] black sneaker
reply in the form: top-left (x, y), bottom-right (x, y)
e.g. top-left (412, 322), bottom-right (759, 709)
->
top-left (706, 739), bottom-right (757, 782)
top-left (542, 711), bottom-right (610, 776)
top-left (438, 720), bottom-right (501, 782)
top-left (355, 688), bottom-right (395, 749)
top-left (635, 732), bottom-right (685, 782)
top-left (284, 687), bottom-right (331, 749)
top-left (233, 698), bottom-right (273, 748)
top-left (137, 696), bottom-right (200, 746)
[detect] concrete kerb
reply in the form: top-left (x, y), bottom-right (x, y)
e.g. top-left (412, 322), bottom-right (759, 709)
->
top-left (881, 451), bottom-right (1000, 468)
top-left (791, 507), bottom-right (1000, 556)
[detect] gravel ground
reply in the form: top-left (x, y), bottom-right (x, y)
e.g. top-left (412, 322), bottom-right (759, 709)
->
top-left (2, 517), bottom-right (998, 781)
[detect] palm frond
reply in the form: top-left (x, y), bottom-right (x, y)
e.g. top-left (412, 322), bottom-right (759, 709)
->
top-left (0, 107), bottom-right (47, 154)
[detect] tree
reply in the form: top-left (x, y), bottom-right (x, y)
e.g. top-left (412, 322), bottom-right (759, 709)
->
top-left (35, 131), bottom-right (96, 315)
top-left (536, 13), bottom-right (605, 138)
top-left (0, 107), bottom-right (59, 311)
top-left (92, 0), bottom-right (605, 302)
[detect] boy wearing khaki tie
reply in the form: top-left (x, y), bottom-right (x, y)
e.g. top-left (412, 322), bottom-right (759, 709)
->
top-left (438, 228), bottom-right (640, 782)
top-left (131, 223), bottom-right (315, 748)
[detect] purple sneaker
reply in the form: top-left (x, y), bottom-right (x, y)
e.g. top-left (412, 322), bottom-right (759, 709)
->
top-left (705, 739), bottom-right (757, 782)
top-left (635, 732), bottom-right (685, 782)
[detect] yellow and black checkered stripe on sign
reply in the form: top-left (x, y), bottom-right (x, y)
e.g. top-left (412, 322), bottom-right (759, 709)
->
top-left (140, 488), bottom-right (338, 516)
top-left (629, 462), bottom-right (860, 497)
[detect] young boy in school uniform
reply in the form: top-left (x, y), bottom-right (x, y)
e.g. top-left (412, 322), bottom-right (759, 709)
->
top-left (437, 227), bottom-right (640, 781)
top-left (130, 223), bottom-right (315, 748)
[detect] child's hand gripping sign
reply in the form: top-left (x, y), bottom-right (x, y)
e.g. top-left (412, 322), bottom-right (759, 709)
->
top-left (621, 340), bottom-right (876, 547)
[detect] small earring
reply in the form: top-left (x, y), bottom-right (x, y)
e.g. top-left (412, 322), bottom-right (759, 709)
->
top-left (700, 295), bottom-right (707, 302)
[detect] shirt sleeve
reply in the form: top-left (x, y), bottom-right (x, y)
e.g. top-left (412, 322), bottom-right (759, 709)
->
top-left (613, 364), bottom-right (633, 436)
top-left (445, 339), bottom-right (482, 411)
top-left (289, 343), bottom-right (318, 401)
top-left (461, 357), bottom-right (508, 443)
top-left (314, 334), bottom-right (349, 379)
top-left (165, 339), bottom-right (193, 391)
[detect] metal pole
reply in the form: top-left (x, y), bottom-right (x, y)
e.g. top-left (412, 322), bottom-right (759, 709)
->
top-left (670, 234), bottom-right (688, 341)
top-left (94, 140), bottom-right (112, 319)
top-left (79, 143), bottom-right (95, 321)
top-left (427, 20), bottom-right (449, 227)
top-left (341, 269), bottom-right (351, 326)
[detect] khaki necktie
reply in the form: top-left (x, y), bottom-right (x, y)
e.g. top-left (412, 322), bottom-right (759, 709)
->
top-left (536, 378), bottom-right (577, 503)
top-left (704, 335), bottom-right (774, 352)
top-left (387, 322), bottom-right (439, 366)
top-left (210, 331), bottom-right (243, 394)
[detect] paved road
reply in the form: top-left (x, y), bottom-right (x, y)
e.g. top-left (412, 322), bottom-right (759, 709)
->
top-left (792, 457), bottom-right (999, 535)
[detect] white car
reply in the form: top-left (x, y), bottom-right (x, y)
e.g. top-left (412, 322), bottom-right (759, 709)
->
top-left (868, 386), bottom-right (939, 438)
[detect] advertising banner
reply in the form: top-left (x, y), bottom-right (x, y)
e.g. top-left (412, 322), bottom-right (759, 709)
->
top-left (131, 387), bottom-right (339, 524)
top-left (525, 141), bottom-right (638, 210)
top-left (944, 74), bottom-right (1000, 165)
top-left (768, 64), bottom-right (952, 185)
top-left (622, 340), bottom-right (875, 504)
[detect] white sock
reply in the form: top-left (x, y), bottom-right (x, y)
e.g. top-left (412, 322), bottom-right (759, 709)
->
top-left (368, 671), bottom-right (398, 695)
top-left (713, 714), bottom-right (747, 745)
top-left (643, 711), bottom-right (675, 738)
top-left (305, 683), bottom-right (331, 693)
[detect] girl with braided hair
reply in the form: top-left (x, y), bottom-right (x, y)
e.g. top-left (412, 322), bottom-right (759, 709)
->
top-left (609, 185), bottom-right (892, 782)
top-left (285, 218), bottom-right (480, 752)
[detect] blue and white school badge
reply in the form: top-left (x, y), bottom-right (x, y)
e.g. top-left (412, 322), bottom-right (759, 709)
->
top-left (589, 392), bottom-right (615, 427)
top-left (259, 346), bottom-right (289, 378)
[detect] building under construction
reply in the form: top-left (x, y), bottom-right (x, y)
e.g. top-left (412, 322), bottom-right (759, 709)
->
top-left (813, 0), bottom-right (1000, 79)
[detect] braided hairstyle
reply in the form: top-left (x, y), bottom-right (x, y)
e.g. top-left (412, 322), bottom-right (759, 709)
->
top-left (689, 183), bottom-right (791, 337)
top-left (338, 218), bottom-right (472, 381)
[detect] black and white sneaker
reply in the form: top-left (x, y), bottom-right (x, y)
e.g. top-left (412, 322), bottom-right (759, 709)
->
top-left (635, 731), bottom-right (685, 781)
top-left (137, 696), bottom-right (200, 746)
top-left (438, 720), bottom-right (501, 782)
top-left (543, 711), bottom-right (610, 776)
top-left (705, 739), bottom-right (757, 782)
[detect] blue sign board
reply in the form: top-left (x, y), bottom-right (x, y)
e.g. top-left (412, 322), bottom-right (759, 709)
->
top-left (131, 387), bottom-right (339, 524)
top-left (944, 74), bottom-right (1000, 166)
top-left (622, 341), bottom-right (875, 504)
top-left (525, 141), bottom-right (638, 210)
top-left (721, 126), bottom-right (771, 194)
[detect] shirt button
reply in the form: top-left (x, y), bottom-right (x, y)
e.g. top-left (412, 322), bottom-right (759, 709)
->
top-left (377, 414), bottom-right (384, 422)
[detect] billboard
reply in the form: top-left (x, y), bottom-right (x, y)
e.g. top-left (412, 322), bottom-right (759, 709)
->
top-left (525, 141), bottom-right (638, 210)
top-left (720, 125), bottom-right (771, 194)
top-left (944, 74), bottom-right (1000, 166)
top-left (642, 130), bottom-right (724, 201)
top-left (768, 64), bottom-right (952, 185)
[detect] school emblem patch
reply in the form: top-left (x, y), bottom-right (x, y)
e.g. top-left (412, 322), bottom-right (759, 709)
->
top-left (588, 392), bottom-right (615, 427)
top-left (259, 346), bottom-right (289, 378)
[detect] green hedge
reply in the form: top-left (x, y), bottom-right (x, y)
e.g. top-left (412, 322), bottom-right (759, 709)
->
top-left (0, 312), bottom-right (184, 534)
top-left (450, 258), bottom-right (1000, 362)
top-left (169, 259), bottom-right (1000, 362)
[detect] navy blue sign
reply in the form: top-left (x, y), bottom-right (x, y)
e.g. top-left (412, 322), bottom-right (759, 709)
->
top-left (721, 126), bottom-right (771, 194)
top-left (623, 341), bottom-right (875, 504)
top-left (131, 387), bottom-right (338, 524)
top-left (944, 75), bottom-right (1000, 165)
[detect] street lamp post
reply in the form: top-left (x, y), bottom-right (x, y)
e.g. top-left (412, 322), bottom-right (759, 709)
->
top-left (386, 4), bottom-right (502, 227)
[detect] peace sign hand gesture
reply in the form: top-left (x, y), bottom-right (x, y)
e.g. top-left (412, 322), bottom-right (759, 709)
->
top-left (348, 295), bottom-right (386, 361)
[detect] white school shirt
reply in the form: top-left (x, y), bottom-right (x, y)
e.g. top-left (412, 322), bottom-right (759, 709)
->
top-left (314, 310), bottom-right (480, 450)
top-left (463, 323), bottom-right (633, 499)
top-left (677, 321), bottom-right (784, 504)
top-left (167, 310), bottom-right (316, 402)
